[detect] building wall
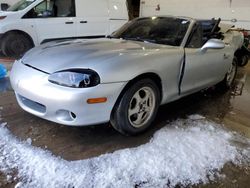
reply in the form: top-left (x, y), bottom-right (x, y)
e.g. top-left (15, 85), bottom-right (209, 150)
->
top-left (140, 0), bottom-right (250, 29)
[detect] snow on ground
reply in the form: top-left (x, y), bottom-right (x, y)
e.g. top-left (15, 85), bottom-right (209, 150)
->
top-left (0, 115), bottom-right (249, 188)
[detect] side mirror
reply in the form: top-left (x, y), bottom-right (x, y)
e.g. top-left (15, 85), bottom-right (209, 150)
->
top-left (201, 39), bottom-right (225, 52)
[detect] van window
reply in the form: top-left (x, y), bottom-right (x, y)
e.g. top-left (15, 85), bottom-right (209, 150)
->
top-left (8, 0), bottom-right (36, 11)
top-left (23, 0), bottom-right (75, 18)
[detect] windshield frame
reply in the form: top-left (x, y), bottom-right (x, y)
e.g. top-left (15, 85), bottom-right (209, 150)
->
top-left (7, 0), bottom-right (36, 12)
top-left (111, 16), bottom-right (192, 47)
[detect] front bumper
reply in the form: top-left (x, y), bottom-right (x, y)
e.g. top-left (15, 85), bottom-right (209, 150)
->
top-left (10, 61), bottom-right (127, 126)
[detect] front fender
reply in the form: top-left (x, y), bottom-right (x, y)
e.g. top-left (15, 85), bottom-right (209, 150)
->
top-left (94, 48), bottom-right (184, 103)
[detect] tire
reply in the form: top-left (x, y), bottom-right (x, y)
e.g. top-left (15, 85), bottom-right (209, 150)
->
top-left (220, 56), bottom-right (238, 89)
top-left (237, 55), bottom-right (248, 67)
top-left (110, 79), bottom-right (160, 136)
top-left (1, 32), bottom-right (34, 59)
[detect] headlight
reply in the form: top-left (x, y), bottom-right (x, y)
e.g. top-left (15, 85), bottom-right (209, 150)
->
top-left (48, 69), bottom-right (100, 88)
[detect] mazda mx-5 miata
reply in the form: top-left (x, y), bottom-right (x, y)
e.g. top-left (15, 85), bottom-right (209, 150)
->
top-left (10, 16), bottom-right (243, 135)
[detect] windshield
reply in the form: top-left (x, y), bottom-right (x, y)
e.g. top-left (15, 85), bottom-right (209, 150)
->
top-left (111, 17), bottom-right (190, 46)
top-left (7, 0), bottom-right (36, 11)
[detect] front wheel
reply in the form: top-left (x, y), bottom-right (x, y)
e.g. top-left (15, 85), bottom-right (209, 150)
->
top-left (111, 79), bottom-right (160, 136)
top-left (1, 32), bottom-right (34, 58)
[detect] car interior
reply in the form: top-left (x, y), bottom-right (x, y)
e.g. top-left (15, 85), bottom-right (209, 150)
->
top-left (186, 18), bottom-right (223, 48)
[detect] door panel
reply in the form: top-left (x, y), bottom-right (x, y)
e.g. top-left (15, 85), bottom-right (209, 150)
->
top-left (76, 17), bottom-right (109, 37)
top-left (35, 17), bottom-right (76, 43)
top-left (181, 48), bottom-right (231, 94)
top-left (76, 0), bottom-right (109, 37)
top-left (23, 0), bottom-right (77, 44)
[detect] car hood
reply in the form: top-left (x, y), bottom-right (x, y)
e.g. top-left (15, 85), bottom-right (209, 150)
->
top-left (0, 11), bottom-right (17, 16)
top-left (22, 38), bottom-right (172, 74)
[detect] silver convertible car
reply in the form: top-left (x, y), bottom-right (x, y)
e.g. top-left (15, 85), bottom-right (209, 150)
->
top-left (10, 16), bottom-right (243, 135)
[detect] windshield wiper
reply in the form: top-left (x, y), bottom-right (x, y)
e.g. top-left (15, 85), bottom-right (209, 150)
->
top-left (106, 35), bottom-right (118, 39)
top-left (122, 37), bottom-right (156, 44)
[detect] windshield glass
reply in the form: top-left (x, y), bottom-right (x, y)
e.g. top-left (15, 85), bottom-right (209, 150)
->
top-left (111, 17), bottom-right (190, 46)
top-left (7, 0), bottom-right (36, 11)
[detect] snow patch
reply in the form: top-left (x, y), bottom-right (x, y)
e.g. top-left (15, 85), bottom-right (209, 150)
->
top-left (0, 122), bottom-right (7, 127)
top-left (15, 182), bottom-right (23, 188)
top-left (26, 138), bottom-right (32, 145)
top-left (188, 114), bottom-right (206, 120)
top-left (0, 118), bottom-right (249, 188)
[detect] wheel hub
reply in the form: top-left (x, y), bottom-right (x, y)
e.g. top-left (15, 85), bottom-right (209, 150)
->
top-left (128, 87), bottom-right (156, 128)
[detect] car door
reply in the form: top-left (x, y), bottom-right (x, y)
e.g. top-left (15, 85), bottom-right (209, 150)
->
top-left (180, 23), bottom-right (230, 95)
top-left (75, 0), bottom-right (109, 37)
top-left (23, 0), bottom-right (77, 44)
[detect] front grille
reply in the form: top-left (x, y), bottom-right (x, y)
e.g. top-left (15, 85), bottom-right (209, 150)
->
top-left (18, 94), bottom-right (46, 114)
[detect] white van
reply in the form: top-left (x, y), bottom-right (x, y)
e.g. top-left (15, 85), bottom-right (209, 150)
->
top-left (140, 0), bottom-right (250, 30)
top-left (0, 0), bottom-right (128, 57)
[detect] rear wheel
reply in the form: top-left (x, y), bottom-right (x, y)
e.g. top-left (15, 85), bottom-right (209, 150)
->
top-left (237, 55), bottom-right (248, 67)
top-left (1, 32), bottom-right (34, 58)
top-left (220, 57), bottom-right (238, 89)
top-left (111, 79), bottom-right (160, 136)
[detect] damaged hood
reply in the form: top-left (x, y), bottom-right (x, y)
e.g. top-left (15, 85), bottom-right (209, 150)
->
top-left (22, 38), bottom-right (170, 74)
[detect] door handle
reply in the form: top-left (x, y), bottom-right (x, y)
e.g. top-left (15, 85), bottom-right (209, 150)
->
top-left (65, 21), bottom-right (74, 24)
top-left (80, 21), bottom-right (88, 24)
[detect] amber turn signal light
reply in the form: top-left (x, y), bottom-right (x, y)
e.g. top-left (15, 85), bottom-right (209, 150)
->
top-left (87, 97), bottom-right (107, 104)
top-left (0, 16), bottom-right (6, 20)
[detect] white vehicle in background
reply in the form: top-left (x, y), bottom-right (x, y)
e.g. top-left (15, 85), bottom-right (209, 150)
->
top-left (0, 0), bottom-right (128, 58)
top-left (140, 0), bottom-right (250, 30)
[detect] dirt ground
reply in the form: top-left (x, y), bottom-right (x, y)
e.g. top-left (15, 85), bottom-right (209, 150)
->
top-left (0, 57), bottom-right (249, 188)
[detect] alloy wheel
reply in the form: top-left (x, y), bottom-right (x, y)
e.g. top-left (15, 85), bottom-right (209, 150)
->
top-left (128, 87), bottom-right (156, 128)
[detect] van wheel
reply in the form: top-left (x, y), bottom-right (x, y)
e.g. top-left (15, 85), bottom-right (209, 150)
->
top-left (110, 79), bottom-right (160, 136)
top-left (1, 32), bottom-right (34, 58)
top-left (220, 57), bottom-right (238, 89)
